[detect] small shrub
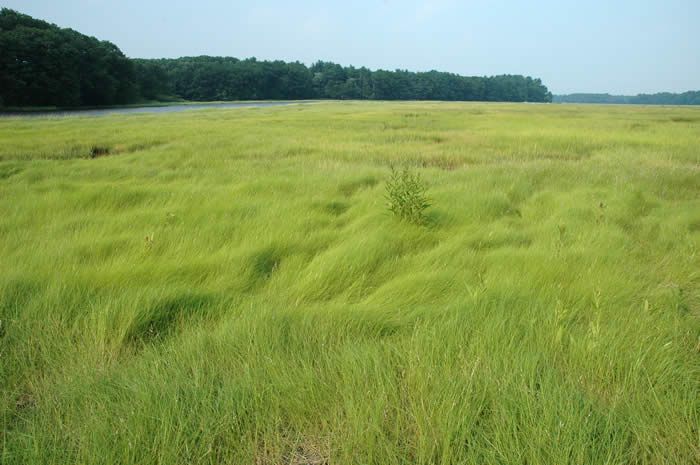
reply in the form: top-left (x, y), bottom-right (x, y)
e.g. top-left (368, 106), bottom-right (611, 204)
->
top-left (385, 165), bottom-right (430, 224)
top-left (89, 145), bottom-right (111, 158)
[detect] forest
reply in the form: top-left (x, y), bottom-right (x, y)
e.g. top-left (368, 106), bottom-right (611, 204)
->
top-left (0, 8), bottom-right (552, 107)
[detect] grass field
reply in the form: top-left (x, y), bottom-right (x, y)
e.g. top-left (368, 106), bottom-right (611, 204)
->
top-left (1, 101), bottom-right (699, 464)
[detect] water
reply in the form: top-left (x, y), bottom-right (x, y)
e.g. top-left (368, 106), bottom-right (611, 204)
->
top-left (0, 101), bottom-right (298, 118)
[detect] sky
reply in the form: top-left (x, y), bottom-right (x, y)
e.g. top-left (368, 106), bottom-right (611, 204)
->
top-left (3, 0), bottom-right (699, 95)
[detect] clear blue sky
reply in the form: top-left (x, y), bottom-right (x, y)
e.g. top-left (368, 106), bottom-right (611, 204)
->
top-left (4, 0), bottom-right (699, 94)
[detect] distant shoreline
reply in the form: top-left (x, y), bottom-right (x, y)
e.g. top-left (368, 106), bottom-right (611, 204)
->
top-left (0, 100), bottom-right (315, 114)
top-left (554, 91), bottom-right (700, 106)
top-left (0, 101), bottom-right (308, 118)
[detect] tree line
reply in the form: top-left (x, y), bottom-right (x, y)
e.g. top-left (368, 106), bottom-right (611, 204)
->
top-left (1, 8), bottom-right (552, 107)
top-left (553, 92), bottom-right (700, 105)
top-left (136, 57), bottom-right (552, 103)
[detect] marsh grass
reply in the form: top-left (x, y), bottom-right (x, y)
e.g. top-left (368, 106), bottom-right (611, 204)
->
top-left (0, 102), bottom-right (699, 464)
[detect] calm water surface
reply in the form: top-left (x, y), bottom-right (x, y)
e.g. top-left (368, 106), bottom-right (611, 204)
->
top-left (0, 101), bottom-right (298, 118)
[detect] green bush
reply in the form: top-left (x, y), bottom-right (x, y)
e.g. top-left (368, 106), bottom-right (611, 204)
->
top-left (385, 165), bottom-right (430, 224)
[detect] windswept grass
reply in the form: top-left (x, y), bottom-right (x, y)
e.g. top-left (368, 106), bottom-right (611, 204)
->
top-left (1, 102), bottom-right (699, 464)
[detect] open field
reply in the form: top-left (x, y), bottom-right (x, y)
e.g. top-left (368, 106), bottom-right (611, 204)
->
top-left (1, 102), bottom-right (699, 464)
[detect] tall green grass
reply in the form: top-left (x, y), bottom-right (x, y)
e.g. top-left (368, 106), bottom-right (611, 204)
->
top-left (1, 102), bottom-right (699, 464)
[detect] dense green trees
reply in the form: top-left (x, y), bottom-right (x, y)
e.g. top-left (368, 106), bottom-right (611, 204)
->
top-left (0, 9), bottom-right (137, 106)
top-left (132, 57), bottom-right (552, 103)
top-left (1, 8), bottom-right (553, 107)
top-left (137, 57), bottom-right (316, 101)
top-left (303, 61), bottom-right (550, 102)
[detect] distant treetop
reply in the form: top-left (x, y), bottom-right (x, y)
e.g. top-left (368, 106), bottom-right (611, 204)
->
top-left (553, 92), bottom-right (700, 105)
